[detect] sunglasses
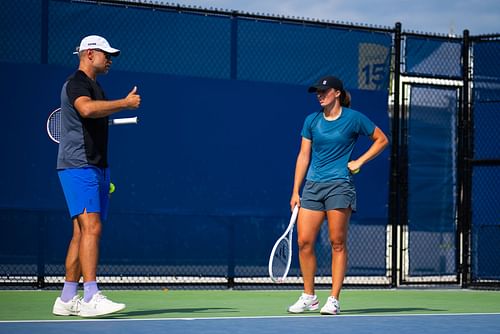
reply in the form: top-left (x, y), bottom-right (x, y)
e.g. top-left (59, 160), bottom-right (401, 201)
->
top-left (91, 49), bottom-right (112, 60)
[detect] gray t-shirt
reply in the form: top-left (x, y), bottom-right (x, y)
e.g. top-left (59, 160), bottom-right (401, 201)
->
top-left (57, 70), bottom-right (109, 169)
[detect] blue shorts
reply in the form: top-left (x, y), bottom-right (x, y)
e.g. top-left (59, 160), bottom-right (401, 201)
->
top-left (58, 167), bottom-right (110, 220)
top-left (301, 180), bottom-right (356, 212)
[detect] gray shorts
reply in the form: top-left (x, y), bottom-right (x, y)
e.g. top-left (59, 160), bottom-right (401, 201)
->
top-left (301, 180), bottom-right (357, 212)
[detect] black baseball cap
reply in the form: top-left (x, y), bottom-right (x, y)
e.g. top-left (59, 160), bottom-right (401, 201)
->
top-left (308, 76), bottom-right (344, 93)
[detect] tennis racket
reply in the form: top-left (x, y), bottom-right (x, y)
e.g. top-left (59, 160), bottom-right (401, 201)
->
top-left (268, 204), bottom-right (299, 283)
top-left (46, 107), bottom-right (138, 144)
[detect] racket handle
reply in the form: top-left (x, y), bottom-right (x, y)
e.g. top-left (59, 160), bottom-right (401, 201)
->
top-left (109, 116), bottom-right (138, 125)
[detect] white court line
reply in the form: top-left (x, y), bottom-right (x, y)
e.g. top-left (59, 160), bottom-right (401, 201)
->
top-left (1, 312), bottom-right (500, 324)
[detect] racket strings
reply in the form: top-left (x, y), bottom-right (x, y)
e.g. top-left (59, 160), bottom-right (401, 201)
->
top-left (268, 206), bottom-right (298, 283)
top-left (270, 238), bottom-right (291, 280)
top-left (48, 110), bottom-right (62, 143)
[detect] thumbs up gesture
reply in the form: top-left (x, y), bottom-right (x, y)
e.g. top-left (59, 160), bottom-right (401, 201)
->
top-left (125, 86), bottom-right (141, 109)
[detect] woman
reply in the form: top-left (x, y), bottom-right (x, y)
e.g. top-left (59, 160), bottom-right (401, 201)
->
top-left (288, 76), bottom-right (388, 315)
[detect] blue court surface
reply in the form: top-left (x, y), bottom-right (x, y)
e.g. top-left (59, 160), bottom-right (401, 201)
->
top-left (1, 313), bottom-right (500, 334)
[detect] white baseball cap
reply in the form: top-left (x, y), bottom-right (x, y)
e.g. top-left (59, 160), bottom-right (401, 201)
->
top-left (73, 35), bottom-right (120, 56)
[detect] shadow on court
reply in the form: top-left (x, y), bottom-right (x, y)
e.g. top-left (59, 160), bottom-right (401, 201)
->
top-left (102, 307), bottom-right (238, 318)
top-left (343, 307), bottom-right (446, 314)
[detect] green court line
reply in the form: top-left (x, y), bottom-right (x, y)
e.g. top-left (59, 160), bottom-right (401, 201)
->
top-left (0, 289), bottom-right (499, 321)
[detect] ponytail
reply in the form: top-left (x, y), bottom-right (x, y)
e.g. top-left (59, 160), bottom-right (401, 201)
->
top-left (340, 90), bottom-right (351, 108)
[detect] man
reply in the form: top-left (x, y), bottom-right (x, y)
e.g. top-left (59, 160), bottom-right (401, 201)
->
top-left (52, 35), bottom-right (141, 317)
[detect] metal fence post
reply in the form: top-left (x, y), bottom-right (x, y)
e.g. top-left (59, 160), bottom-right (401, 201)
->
top-left (230, 11), bottom-right (238, 80)
top-left (37, 213), bottom-right (47, 289)
top-left (459, 29), bottom-right (472, 288)
top-left (41, 0), bottom-right (49, 64)
top-left (389, 22), bottom-right (402, 287)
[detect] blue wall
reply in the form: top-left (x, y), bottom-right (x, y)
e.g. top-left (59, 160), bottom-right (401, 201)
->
top-left (0, 61), bottom-right (389, 276)
top-left (0, 0), bottom-right (392, 278)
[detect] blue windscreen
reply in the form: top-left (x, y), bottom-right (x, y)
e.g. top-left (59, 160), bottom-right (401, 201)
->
top-left (0, 0), bottom-right (391, 278)
top-left (405, 36), bottom-right (462, 78)
top-left (406, 85), bottom-right (458, 276)
top-left (0, 61), bottom-right (389, 276)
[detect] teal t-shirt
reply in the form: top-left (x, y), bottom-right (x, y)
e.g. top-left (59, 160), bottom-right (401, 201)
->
top-left (301, 107), bottom-right (376, 182)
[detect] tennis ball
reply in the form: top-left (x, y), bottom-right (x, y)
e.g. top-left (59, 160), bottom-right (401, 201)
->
top-left (351, 168), bottom-right (360, 174)
top-left (109, 182), bottom-right (115, 194)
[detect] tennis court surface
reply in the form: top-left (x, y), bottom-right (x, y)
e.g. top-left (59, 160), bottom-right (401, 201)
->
top-left (1, 289), bottom-right (499, 333)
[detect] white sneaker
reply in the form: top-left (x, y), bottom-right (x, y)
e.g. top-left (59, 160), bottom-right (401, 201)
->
top-left (320, 296), bottom-right (340, 315)
top-left (287, 293), bottom-right (319, 313)
top-left (52, 295), bottom-right (82, 316)
top-left (79, 292), bottom-right (126, 317)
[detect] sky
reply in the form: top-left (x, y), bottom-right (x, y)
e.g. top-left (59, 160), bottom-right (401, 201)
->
top-left (165, 0), bottom-right (500, 36)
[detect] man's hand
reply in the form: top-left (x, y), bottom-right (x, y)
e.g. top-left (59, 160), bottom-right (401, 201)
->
top-left (125, 86), bottom-right (141, 109)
